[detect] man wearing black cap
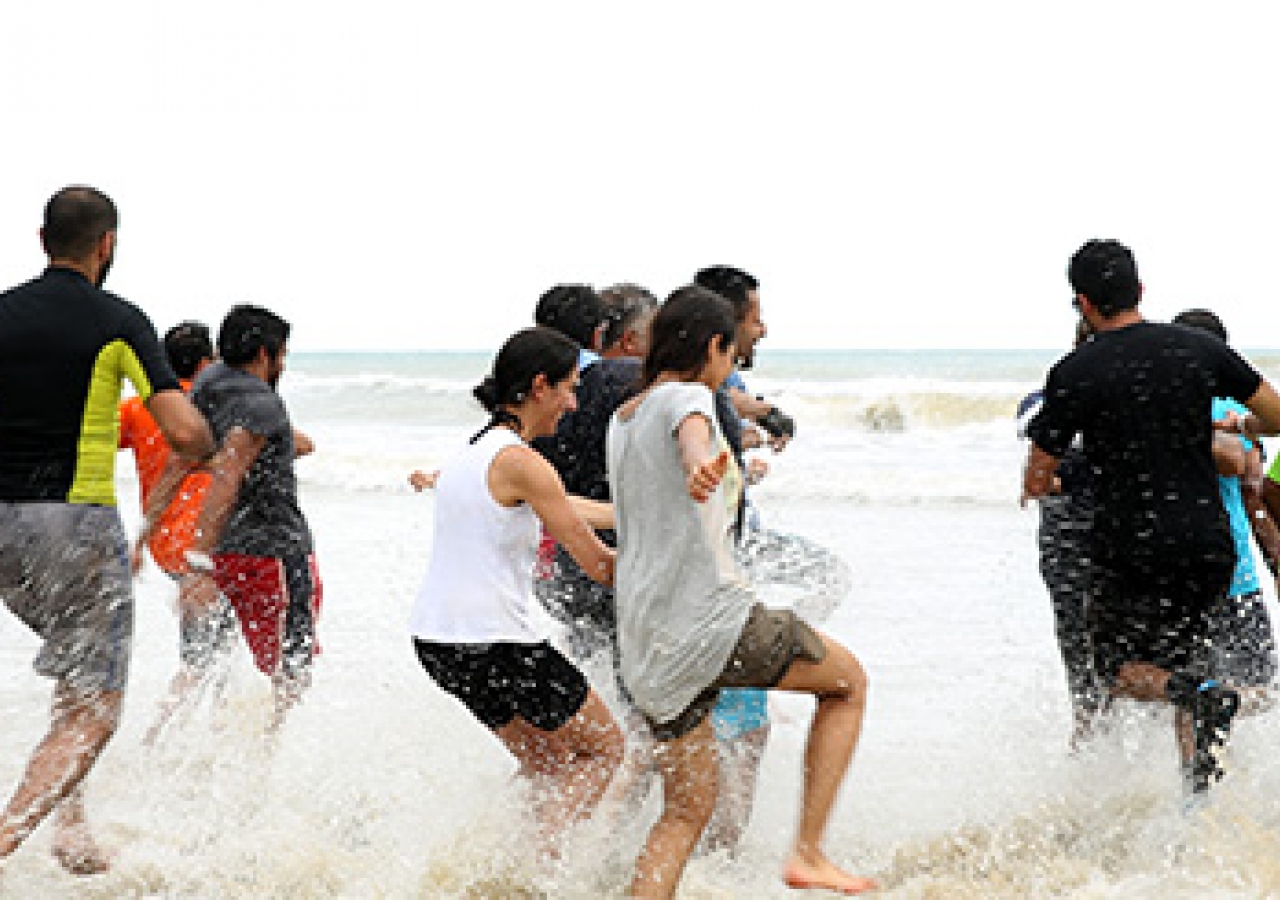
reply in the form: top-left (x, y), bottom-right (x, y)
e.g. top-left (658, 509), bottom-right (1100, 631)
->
top-left (1022, 239), bottom-right (1280, 795)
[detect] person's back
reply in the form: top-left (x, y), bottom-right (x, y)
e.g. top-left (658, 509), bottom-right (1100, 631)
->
top-left (0, 185), bottom-right (212, 873)
top-left (534, 355), bottom-right (639, 502)
top-left (608, 380), bottom-right (749, 723)
top-left (191, 360), bottom-right (311, 556)
top-left (1040, 321), bottom-right (1241, 563)
top-left (411, 428), bottom-right (542, 642)
top-left (1024, 238), bottom-right (1280, 798)
top-left (0, 269), bottom-right (180, 504)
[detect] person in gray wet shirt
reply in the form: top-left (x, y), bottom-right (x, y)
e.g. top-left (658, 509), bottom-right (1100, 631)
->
top-left (171, 304), bottom-right (321, 735)
top-left (609, 286), bottom-right (874, 897)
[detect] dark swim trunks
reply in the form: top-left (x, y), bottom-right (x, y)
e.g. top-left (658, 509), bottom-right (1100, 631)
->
top-left (652, 604), bottom-right (826, 742)
top-left (413, 639), bottom-right (590, 732)
top-left (1089, 551), bottom-right (1233, 683)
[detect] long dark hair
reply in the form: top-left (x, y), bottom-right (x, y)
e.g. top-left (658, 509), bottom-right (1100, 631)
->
top-left (471, 326), bottom-right (578, 443)
top-left (642, 286), bottom-right (737, 389)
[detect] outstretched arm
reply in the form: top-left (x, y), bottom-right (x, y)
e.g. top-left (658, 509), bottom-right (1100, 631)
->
top-left (493, 446), bottom-right (615, 586)
top-left (146, 389), bottom-right (214, 461)
top-left (676, 413), bottom-right (730, 503)
top-left (728, 387), bottom-right (794, 452)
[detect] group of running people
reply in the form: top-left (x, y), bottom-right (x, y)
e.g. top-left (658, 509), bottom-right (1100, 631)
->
top-left (1022, 239), bottom-right (1280, 797)
top-left (0, 185), bottom-right (870, 896)
top-left (1, 187), bottom-right (321, 876)
top-left (408, 277), bottom-right (872, 897)
top-left (6, 187), bottom-right (1280, 897)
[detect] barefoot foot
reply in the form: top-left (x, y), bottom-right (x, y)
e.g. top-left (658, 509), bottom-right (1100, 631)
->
top-left (784, 855), bottom-right (877, 895)
top-left (52, 837), bottom-right (111, 875)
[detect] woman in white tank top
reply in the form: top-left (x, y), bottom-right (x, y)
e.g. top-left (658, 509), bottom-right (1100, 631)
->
top-left (409, 326), bottom-right (623, 859)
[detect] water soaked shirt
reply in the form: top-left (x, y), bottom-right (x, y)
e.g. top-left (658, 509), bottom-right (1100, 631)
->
top-left (607, 381), bottom-right (750, 724)
top-left (1027, 321), bottom-right (1260, 562)
top-left (0, 267), bottom-right (178, 505)
top-left (191, 362), bottom-right (312, 556)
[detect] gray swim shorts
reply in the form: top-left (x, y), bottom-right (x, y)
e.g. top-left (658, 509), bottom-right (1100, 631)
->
top-left (0, 502), bottom-right (133, 692)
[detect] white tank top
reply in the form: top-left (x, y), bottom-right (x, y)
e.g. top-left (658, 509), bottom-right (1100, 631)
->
top-left (409, 428), bottom-right (547, 643)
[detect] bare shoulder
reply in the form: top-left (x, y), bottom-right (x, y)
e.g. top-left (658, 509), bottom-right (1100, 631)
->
top-left (490, 443), bottom-right (559, 499)
top-left (493, 442), bottom-right (546, 471)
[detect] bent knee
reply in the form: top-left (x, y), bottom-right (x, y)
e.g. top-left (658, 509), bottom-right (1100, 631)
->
top-left (825, 649), bottom-right (869, 704)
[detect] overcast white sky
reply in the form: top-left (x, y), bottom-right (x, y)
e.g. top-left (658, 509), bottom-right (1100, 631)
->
top-left (2, 2), bottom-right (1278, 351)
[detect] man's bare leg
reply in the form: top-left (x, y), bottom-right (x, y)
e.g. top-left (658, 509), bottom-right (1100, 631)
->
top-left (1112, 661), bottom-right (1239, 789)
top-left (144, 574), bottom-right (229, 746)
top-left (268, 669), bottom-right (311, 735)
top-left (0, 683), bottom-right (121, 871)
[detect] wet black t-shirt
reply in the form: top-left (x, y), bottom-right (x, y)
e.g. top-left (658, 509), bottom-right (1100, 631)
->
top-left (533, 356), bottom-right (640, 504)
top-left (0, 267), bottom-right (179, 504)
top-left (1027, 321), bottom-right (1261, 562)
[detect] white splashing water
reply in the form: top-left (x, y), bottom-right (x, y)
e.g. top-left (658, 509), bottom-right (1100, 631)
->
top-left (4, 349), bottom-right (1280, 896)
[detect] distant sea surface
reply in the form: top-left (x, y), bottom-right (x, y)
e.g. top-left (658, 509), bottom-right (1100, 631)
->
top-left (279, 347), bottom-right (1280, 505)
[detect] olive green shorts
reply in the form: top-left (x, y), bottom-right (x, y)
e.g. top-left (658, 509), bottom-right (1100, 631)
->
top-left (651, 603), bottom-right (826, 741)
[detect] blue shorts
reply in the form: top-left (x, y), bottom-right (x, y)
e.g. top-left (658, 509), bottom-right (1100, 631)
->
top-left (712, 688), bottom-right (770, 741)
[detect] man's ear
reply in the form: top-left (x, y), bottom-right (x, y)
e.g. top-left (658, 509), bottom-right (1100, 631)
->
top-left (529, 372), bottom-right (550, 398)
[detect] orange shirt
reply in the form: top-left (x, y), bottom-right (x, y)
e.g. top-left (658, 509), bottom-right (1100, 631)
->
top-left (119, 380), bottom-right (212, 574)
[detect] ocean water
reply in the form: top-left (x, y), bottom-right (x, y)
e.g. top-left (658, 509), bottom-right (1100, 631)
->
top-left (4, 348), bottom-right (1280, 897)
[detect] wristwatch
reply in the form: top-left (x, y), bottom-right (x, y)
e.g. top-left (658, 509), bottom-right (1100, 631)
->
top-left (184, 550), bottom-right (216, 573)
